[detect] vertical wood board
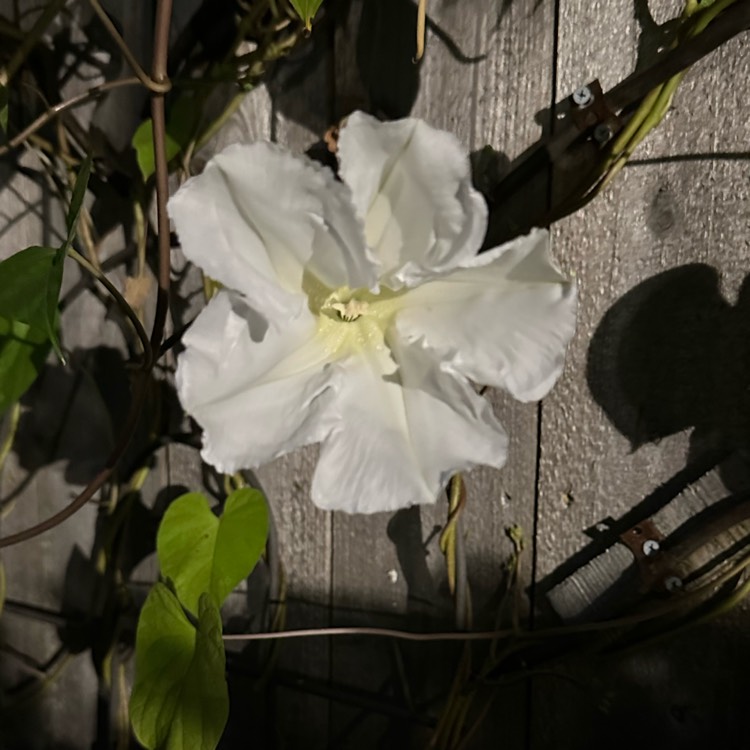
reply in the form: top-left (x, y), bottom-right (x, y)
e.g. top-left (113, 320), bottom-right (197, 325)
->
top-left (532, 1), bottom-right (750, 747)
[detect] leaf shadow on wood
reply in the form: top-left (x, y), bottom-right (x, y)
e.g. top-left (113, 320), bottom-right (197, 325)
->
top-left (268, 0), bottom-right (488, 140)
top-left (0, 700), bottom-right (82, 750)
top-left (632, 0), bottom-right (682, 73)
top-left (55, 482), bottom-right (185, 650)
top-left (12, 347), bottom-right (128, 484)
top-left (11, 347), bottom-right (160, 485)
top-left (266, 0), bottom-right (420, 140)
top-left (534, 266), bottom-right (750, 626)
top-left (587, 265), bottom-right (750, 473)
top-left (345, 0), bottom-right (421, 119)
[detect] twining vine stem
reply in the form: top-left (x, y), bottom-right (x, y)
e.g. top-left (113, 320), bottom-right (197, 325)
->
top-left (492, 0), bottom-right (750, 230)
top-left (0, 1), bottom-right (745, 558)
top-left (223, 547), bottom-right (750, 643)
top-left (149, 0), bottom-right (173, 354)
top-left (87, 0), bottom-right (171, 94)
top-left (0, 0), bottom-right (174, 549)
top-left (0, 77), bottom-right (142, 159)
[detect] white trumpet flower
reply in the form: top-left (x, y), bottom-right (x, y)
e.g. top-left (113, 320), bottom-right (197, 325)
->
top-left (170, 112), bottom-right (576, 513)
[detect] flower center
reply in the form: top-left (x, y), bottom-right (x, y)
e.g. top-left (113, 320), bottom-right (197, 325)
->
top-left (324, 295), bottom-right (370, 322)
top-left (303, 276), bottom-right (404, 358)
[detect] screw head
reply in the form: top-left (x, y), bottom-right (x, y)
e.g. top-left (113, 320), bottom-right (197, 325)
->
top-left (572, 85), bottom-right (593, 107)
top-left (642, 539), bottom-right (660, 556)
top-left (594, 123), bottom-right (613, 144)
top-left (664, 576), bottom-right (683, 592)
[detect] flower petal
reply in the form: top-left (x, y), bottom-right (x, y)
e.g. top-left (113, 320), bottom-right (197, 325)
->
top-left (394, 229), bottom-right (577, 402)
top-left (310, 341), bottom-right (508, 513)
top-left (169, 142), bottom-right (378, 322)
top-left (176, 290), bottom-right (336, 473)
top-left (337, 112), bottom-right (487, 288)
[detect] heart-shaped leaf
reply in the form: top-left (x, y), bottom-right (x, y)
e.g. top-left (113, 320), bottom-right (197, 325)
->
top-left (130, 584), bottom-right (228, 750)
top-left (156, 488), bottom-right (268, 613)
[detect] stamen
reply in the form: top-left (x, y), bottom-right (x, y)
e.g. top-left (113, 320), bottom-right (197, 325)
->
top-left (330, 299), bottom-right (369, 322)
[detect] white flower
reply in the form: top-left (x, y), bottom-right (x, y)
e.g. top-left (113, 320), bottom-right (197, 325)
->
top-left (169, 112), bottom-right (576, 514)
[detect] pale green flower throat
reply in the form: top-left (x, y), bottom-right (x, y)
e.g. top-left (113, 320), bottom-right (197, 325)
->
top-left (303, 273), bottom-right (404, 358)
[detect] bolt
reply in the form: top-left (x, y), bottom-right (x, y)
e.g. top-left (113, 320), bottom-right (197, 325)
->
top-left (594, 123), bottom-right (613, 145)
top-left (642, 539), bottom-right (660, 556)
top-left (664, 576), bottom-right (683, 592)
top-left (572, 85), bottom-right (593, 107)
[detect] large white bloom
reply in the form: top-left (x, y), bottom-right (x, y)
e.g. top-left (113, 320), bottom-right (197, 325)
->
top-left (169, 112), bottom-right (576, 513)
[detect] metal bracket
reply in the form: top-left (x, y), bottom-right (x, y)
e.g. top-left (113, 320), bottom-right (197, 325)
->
top-left (620, 519), bottom-right (683, 594)
top-left (568, 79), bottom-right (622, 146)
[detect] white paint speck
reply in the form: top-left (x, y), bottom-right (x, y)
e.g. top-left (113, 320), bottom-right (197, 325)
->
top-left (387, 569), bottom-right (399, 584)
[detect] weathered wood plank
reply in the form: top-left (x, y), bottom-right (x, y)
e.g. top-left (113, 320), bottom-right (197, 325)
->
top-left (0, 160), bottom-right (100, 748)
top-left (3, 1), bottom-right (746, 747)
top-left (538, 0), bottom-right (750, 600)
top-left (329, 0), bottom-right (557, 745)
top-left (532, 0), bottom-right (750, 746)
top-left (263, 45), bottom-right (337, 745)
top-left (176, 72), bottom-right (336, 744)
top-left (400, 0), bottom-right (553, 616)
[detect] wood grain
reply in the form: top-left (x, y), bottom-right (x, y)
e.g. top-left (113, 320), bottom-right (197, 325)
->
top-left (532, 1), bottom-right (750, 747)
top-left (329, 0), bottom-right (557, 745)
top-left (538, 0), bottom-right (750, 595)
top-left (0, 159), bottom-right (100, 749)
top-left (1, 0), bottom-right (748, 747)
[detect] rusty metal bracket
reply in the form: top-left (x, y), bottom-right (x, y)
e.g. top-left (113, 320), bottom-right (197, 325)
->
top-left (620, 519), bottom-right (683, 594)
top-left (546, 79), bottom-right (622, 162)
top-left (570, 79), bottom-right (622, 144)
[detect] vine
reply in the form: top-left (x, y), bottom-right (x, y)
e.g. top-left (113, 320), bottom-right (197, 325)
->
top-left (0, 0), bottom-right (747, 748)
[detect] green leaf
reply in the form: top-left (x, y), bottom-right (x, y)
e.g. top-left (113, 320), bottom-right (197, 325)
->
top-left (0, 318), bottom-right (49, 414)
top-left (289, 0), bottom-right (324, 30)
top-left (0, 246), bottom-right (62, 331)
top-left (132, 119), bottom-right (178, 181)
top-left (156, 488), bottom-right (268, 614)
top-left (65, 155), bottom-right (92, 249)
top-left (130, 584), bottom-right (228, 750)
top-left (132, 98), bottom-right (202, 181)
top-left (0, 246), bottom-right (65, 412)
